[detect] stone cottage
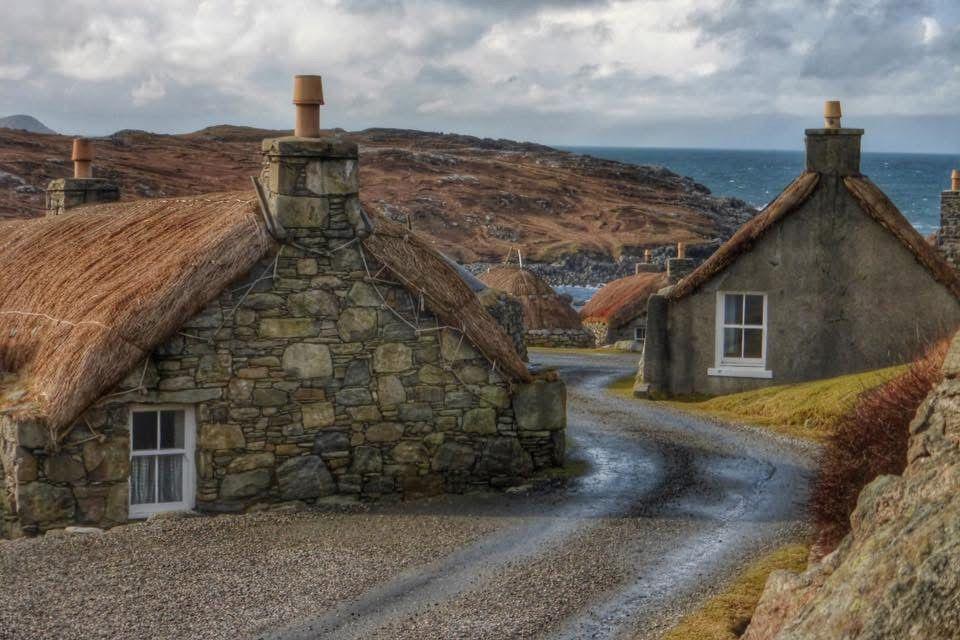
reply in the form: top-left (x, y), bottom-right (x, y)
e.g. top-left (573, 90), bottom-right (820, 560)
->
top-left (938, 169), bottom-right (960, 270)
top-left (479, 265), bottom-right (592, 348)
top-left (0, 76), bottom-right (566, 538)
top-left (640, 102), bottom-right (960, 397)
top-left (580, 248), bottom-right (694, 348)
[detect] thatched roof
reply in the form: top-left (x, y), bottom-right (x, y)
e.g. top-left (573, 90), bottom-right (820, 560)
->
top-left (0, 192), bottom-right (273, 436)
top-left (362, 221), bottom-right (533, 383)
top-left (0, 191), bottom-right (532, 438)
top-left (580, 271), bottom-right (668, 329)
top-left (668, 172), bottom-right (960, 301)
top-left (478, 266), bottom-right (583, 331)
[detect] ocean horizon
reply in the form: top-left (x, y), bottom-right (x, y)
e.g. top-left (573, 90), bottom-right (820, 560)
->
top-left (561, 146), bottom-right (960, 235)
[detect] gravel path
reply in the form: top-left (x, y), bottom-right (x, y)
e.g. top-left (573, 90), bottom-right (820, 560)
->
top-left (0, 351), bottom-right (813, 640)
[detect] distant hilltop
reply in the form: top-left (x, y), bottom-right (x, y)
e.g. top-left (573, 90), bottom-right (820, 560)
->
top-left (0, 114), bottom-right (56, 135)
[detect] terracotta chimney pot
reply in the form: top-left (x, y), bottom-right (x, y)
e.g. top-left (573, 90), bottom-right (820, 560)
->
top-left (643, 249), bottom-right (652, 263)
top-left (677, 242), bottom-right (686, 259)
top-left (824, 100), bottom-right (842, 129)
top-left (952, 169), bottom-right (960, 192)
top-left (71, 138), bottom-right (93, 179)
top-left (293, 75), bottom-right (324, 138)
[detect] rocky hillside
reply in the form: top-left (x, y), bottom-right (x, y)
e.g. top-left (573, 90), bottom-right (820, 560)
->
top-left (743, 334), bottom-right (960, 639)
top-left (0, 115), bottom-right (56, 135)
top-left (0, 124), bottom-right (754, 281)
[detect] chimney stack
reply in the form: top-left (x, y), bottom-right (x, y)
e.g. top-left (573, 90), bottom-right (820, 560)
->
top-left (293, 75), bottom-right (324, 138)
top-left (805, 100), bottom-right (863, 176)
top-left (667, 242), bottom-right (695, 284)
top-left (635, 248), bottom-right (660, 274)
top-left (46, 138), bottom-right (119, 215)
top-left (939, 169), bottom-right (960, 270)
top-left (72, 138), bottom-right (93, 178)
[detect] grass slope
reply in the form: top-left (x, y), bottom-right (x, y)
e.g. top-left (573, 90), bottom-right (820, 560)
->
top-left (610, 366), bottom-right (906, 442)
top-left (662, 544), bottom-right (809, 640)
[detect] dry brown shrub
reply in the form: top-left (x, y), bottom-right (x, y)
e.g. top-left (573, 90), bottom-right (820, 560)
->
top-left (810, 339), bottom-right (949, 551)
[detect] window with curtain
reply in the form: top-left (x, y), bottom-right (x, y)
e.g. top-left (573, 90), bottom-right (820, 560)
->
top-left (130, 407), bottom-right (195, 517)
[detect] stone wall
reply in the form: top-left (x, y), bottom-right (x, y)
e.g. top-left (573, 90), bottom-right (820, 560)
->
top-left (2, 136), bottom-right (566, 536)
top-left (45, 178), bottom-right (119, 215)
top-left (939, 190), bottom-right (960, 270)
top-left (525, 328), bottom-right (594, 348)
top-left (583, 315), bottom-right (647, 348)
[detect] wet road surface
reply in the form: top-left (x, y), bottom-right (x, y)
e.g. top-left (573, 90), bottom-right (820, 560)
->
top-left (263, 350), bottom-right (813, 640)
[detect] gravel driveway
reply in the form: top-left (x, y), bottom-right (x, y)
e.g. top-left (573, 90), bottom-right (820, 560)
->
top-left (0, 350), bottom-right (812, 640)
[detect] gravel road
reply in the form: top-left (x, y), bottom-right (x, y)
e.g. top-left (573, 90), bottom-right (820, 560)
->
top-left (0, 351), bottom-right (812, 640)
top-left (267, 350), bottom-right (814, 640)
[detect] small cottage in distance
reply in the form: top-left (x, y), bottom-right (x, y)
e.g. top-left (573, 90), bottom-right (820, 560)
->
top-left (640, 102), bottom-right (960, 397)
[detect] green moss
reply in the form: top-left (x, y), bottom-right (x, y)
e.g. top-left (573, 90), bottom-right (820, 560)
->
top-left (608, 366), bottom-right (906, 442)
top-left (662, 543), bottom-right (810, 640)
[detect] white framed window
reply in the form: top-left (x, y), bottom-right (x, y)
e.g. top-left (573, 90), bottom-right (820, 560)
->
top-left (634, 325), bottom-right (646, 342)
top-left (708, 292), bottom-right (773, 379)
top-left (129, 405), bottom-right (196, 518)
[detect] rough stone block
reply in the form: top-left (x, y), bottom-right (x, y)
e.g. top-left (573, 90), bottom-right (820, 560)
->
top-left (44, 454), bottom-right (86, 484)
top-left (366, 422), bottom-right (404, 443)
top-left (513, 380), bottom-right (567, 431)
top-left (277, 455), bottom-right (335, 500)
top-left (253, 388), bottom-right (288, 407)
top-left (274, 194), bottom-right (329, 228)
top-left (337, 388), bottom-right (373, 406)
top-left (220, 469), bottom-right (271, 499)
top-left (477, 438), bottom-right (534, 477)
top-left (282, 342), bottom-right (333, 379)
top-left (289, 290), bottom-right (339, 317)
top-left (337, 308), bottom-right (378, 341)
top-left (259, 318), bottom-right (320, 339)
top-left (83, 437), bottom-right (130, 482)
top-left (347, 282), bottom-right (381, 307)
top-left (463, 408), bottom-right (497, 435)
top-left (377, 375), bottom-right (406, 408)
top-left (303, 402), bottom-right (336, 429)
top-left (200, 424), bottom-right (246, 450)
top-left (373, 343), bottom-right (413, 373)
top-left (432, 442), bottom-right (476, 472)
top-left (17, 482), bottom-right (75, 528)
top-left (398, 403), bottom-right (433, 422)
top-left (351, 446), bottom-right (383, 474)
top-left (314, 431), bottom-right (350, 454)
top-left (226, 452), bottom-right (275, 473)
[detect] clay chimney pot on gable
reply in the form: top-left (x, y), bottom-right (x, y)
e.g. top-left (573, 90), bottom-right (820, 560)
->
top-left (824, 100), bottom-right (842, 129)
top-left (71, 138), bottom-right (93, 179)
top-left (293, 75), bottom-right (324, 138)
top-left (952, 169), bottom-right (959, 192)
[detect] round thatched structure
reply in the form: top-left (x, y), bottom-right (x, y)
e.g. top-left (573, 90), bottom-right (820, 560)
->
top-left (479, 266), bottom-right (592, 347)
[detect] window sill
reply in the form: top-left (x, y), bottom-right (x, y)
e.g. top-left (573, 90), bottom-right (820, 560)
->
top-left (707, 367), bottom-right (773, 379)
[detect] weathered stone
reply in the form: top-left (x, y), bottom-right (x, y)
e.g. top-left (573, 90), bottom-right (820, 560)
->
top-left (432, 442), bottom-right (476, 472)
top-left (513, 380), bottom-right (567, 431)
top-left (16, 421), bottom-right (48, 449)
top-left (289, 289), bottom-right (339, 317)
top-left (158, 376), bottom-right (194, 391)
top-left (259, 318), bottom-right (320, 338)
top-left (253, 388), bottom-right (288, 407)
top-left (441, 330), bottom-right (480, 361)
top-left (477, 438), bottom-right (533, 477)
top-left (282, 342), bottom-right (333, 379)
top-left (366, 422), bottom-right (404, 443)
top-left (220, 469), bottom-right (271, 499)
top-left (242, 293), bottom-right (285, 310)
top-left (418, 364), bottom-right (448, 385)
top-left (226, 452), bottom-right (275, 473)
top-left (154, 388), bottom-right (222, 404)
top-left (17, 482), bottom-right (75, 527)
top-left (337, 308), bottom-right (378, 341)
top-left (348, 405), bottom-right (382, 422)
top-left (463, 408), bottom-right (497, 435)
top-left (392, 441), bottom-right (428, 464)
top-left (297, 258), bottom-right (318, 275)
top-left (344, 359), bottom-right (371, 387)
top-left (444, 390), bottom-right (475, 409)
top-left (276, 455), bottom-right (335, 500)
top-left (314, 431), bottom-right (350, 453)
top-left (347, 282), bottom-right (381, 307)
top-left (401, 473), bottom-right (444, 498)
top-left (398, 403), bottom-right (433, 422)
top-left (363, 474), bottom-right (396, 495)
top-left (199, 424), bottom-right (246, 450)
top-left (377, 375), bottom-right (406, 408)
top-left (83, 437), bottom-right (130, 482)
top-left (15, 449), bottom-right (37, 482)
top-left (337, 388), bottom-right (373, 406)
top-left (302, 402), bottom-right (336, 428)
top-left (44, 454), bottom-right (86, 484)
top-left (229, 378), bottom-right (255, 403)
top-left (373, 343), bottom-right (413, 373)
top-left (196, 353), bottom-right (232, 383)
top-left (274, 194), bottom-right (329, 228)
top-left (457, 365), bottom-right (489, 385)
top-left (351, 446), bottom-right (383, 474)
top-left (104, 483), bottom-right (128, 524)
top-left (480, 385), bottom-right (511, 409)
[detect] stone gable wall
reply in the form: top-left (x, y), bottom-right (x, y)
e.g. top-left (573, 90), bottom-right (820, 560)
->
top-left (2, 137), bottom-right (566, 536)
top-left (939, 191), bottom-right (960, 270)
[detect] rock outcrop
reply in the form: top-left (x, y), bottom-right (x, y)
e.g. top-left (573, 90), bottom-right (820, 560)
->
top-left (743, 333), bottom-right (960, 639)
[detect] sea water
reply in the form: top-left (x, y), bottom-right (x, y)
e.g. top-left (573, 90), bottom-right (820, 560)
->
top-left (556, 146), bottom-right (960, 303)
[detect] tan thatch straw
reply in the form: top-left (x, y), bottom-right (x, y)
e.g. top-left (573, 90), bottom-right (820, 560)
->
top-left (0, 192), bottom-right (273, 437)
top-left (581, 271), bottom-right (668, 329)
top-left (479, 266), bottom-right (582, 331)
top-left (362, 218), bottom-right (532, 383)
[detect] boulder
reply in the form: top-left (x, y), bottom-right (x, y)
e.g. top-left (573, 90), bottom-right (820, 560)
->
top-left (276, 455), bottom-right (335, 500)
top-left (432, 442), bottom-right (476, 472)
top-left (220, 469), bottom-right (271, 499)
top-left (477, 438), bottom-right (533, 477)
top-left (463, 408), bottom-right (497, 435)
top-left (83, 437), bottom-right (130, 482)
top-left (17, 482), bottom-right (75, 528)
top-left (351, 446), bottom-right (383, 474)
top-left (336, 308), bottom-right (378, 342)
top-left (314, 431), bottom-right (350, 454)
top-left (512, 380), bottom-right (566, 431)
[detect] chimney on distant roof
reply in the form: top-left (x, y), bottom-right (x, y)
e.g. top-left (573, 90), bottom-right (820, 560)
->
top-left (293, 75), bottom-right (324, 138)
top-left (805, 100), bottom-right (862, 176)
top-left (938, 169), bottom-right (960, 270)
top-left (45, 138), bottom-right (119, 216)
top-left (667, 242), bottom-right (695, 284)
top-left (635, 248), bottom-right (660, 274)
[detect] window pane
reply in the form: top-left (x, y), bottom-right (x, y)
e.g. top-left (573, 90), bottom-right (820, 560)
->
top-left (157, 455), bottom-right (184, 503)
top-left (723, 328), bottom-right (743, 358)
top-left (724, 294), bottom-right (743, 325)
top-left (132, 412), bottom-right (158, 450)
top-left (131, 456), bottom-right (156, 505)
top-left (745, 295), bottom-right (764, 325)
top-left (744, 328), bottom-right (764, 358)
top-left (160, 410), bottom-right (185, 449)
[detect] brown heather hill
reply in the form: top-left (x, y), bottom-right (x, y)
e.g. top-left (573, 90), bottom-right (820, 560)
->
top-left (0, 124), bottom-right (755, 263)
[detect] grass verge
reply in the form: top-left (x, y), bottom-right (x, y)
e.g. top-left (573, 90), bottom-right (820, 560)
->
top-left (609, 366), bottom-right (905, 442)
top-left (661, 543), bottom-right (809, 640)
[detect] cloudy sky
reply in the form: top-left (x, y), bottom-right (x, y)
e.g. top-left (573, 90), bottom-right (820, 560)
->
top-left (2, 0), bottom-right (958, 152)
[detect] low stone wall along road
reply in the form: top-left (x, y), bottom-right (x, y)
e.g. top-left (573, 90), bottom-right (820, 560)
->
top-left (0, 351), bottom-right (812, 640)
